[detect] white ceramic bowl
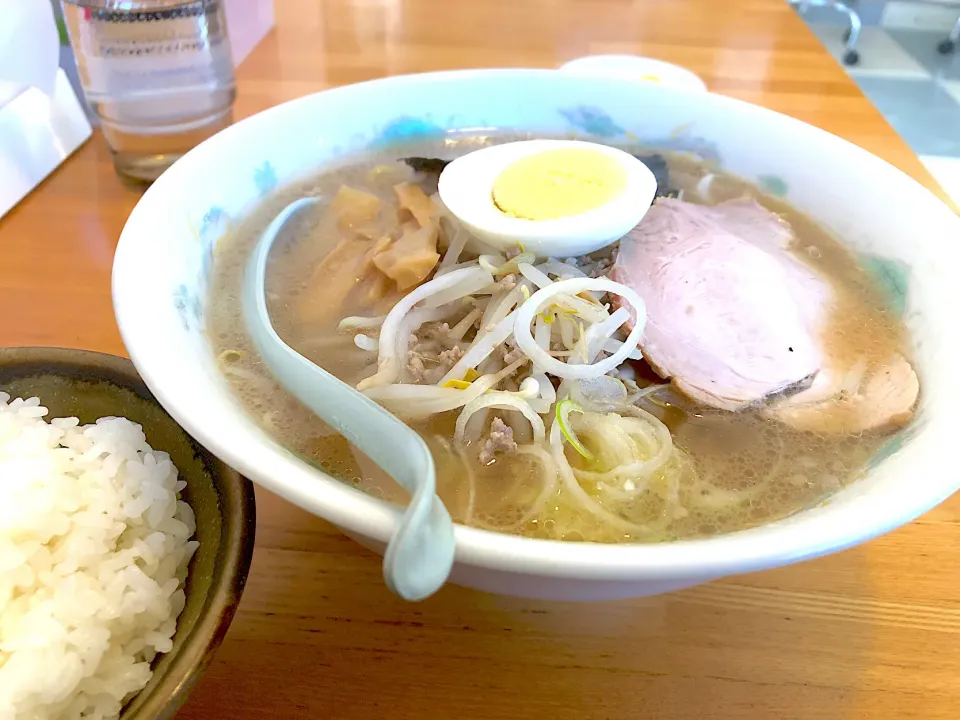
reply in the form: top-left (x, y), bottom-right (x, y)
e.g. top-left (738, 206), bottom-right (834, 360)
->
top-left (113, 69), bottom-right (960, 601)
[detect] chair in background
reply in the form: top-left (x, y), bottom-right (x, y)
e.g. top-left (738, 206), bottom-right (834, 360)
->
top-left (790, 0), bottom-right (864, 65)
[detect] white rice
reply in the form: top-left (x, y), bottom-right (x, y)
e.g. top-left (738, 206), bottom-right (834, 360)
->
top-left (0, 393), bottom-right (198, 720)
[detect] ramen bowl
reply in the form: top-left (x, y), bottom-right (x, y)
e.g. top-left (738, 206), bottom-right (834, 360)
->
top-left (113, 69), bottom-right (960, 601)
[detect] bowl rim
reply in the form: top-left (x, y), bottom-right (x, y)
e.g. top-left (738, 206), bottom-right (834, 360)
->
top-left (0, 346), bottom-right (257, 718)
top-left (113, 68), bottom-right (960, 583)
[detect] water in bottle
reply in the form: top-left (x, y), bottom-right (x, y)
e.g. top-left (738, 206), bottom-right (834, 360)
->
top-left (61, 0), bottom-right (237, 181)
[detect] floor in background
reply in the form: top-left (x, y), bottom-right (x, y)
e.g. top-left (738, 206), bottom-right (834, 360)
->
top-left (794, 0), bottom-right (960, 204)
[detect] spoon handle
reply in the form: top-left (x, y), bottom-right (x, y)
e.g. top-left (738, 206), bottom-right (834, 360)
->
top-left (243, 198), bottom-right (454, 600)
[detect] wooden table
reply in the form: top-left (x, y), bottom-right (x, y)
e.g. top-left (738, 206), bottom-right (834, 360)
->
top-left (3, 1), bottom-right (959, 717)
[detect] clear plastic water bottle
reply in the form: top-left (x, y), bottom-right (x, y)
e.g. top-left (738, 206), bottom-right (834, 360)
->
top-left (60, 0), bottom-right (237, 181)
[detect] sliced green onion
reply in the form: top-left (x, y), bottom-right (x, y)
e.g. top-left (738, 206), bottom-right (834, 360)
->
top-left (555, 399), bottom-right (593, 459)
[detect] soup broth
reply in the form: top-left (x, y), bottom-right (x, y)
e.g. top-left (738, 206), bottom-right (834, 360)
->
top-left (207, 135), bottom-right (914, 543)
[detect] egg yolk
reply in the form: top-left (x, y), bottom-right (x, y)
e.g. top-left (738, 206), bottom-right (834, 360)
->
top-left (492, 148), bottom-right (627, 221)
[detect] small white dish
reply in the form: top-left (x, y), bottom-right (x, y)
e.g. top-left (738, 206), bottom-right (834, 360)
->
top-left (559, 55), bottom-right (707, 93)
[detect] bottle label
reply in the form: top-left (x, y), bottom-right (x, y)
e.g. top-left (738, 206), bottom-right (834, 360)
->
top-left (76, 1), bottom-right (234, 101)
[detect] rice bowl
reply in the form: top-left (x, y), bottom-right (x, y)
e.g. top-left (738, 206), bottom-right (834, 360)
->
top-left (0, 395), bottom-right (197, 719)
top-left (0, 348), bottom-right (255, 719)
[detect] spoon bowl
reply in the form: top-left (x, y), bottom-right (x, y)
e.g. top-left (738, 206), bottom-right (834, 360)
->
top-left (241, 197), bottom-right (455, 601)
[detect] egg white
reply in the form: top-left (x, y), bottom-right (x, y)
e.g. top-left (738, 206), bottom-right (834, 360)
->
top-left (437, 139), bottom-right (658, 257)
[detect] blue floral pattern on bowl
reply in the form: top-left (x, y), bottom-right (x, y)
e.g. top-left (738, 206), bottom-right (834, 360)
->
top-left (758, 175), bottom-right (789, 197)
top-left (176, 205), bottom-right (231, 332)
top-left (254, 161), bottom-right (278, 197)
top-left (559, 106), bottom-right (722, 163)
top-left (861, 254), bottom-right (910, 317)
top-left (559, 106), bottom-right (626, 138)
top-left (172, 284), bottom-right (202, 331)
top-left (370, 116), bottom-right (446, 148)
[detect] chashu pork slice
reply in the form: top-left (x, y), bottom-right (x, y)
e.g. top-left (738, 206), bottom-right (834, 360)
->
top-left (612, 198), bottom-right (830, 411)
top-left (770, 353), bottom-right (919, 434)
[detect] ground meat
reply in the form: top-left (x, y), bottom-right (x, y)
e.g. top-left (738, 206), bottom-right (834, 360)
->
top-left (411, 322), bottom-right (451, 348)
top-left (497, 273), bottom-right (518, 291)
top-left (502, 344), bottom-right (524, 365)
top-left (415, 345), bottom-right (463, 384)
top-left (438, 346), bottom-right (464, 371)
top-left (591, 254), bottom-right (616, 277)
top-left (406, 354), bottom-right (425, 383)
top-left (405, 320), bottom-right (468, 383)
top-left (568, 245), bottom-right (619, 279)
top-left (478, 417), bottom-right (517, 465)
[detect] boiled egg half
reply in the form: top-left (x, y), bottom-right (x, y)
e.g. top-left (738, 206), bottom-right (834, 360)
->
top-left (437, 139), bottom-right (658, 257)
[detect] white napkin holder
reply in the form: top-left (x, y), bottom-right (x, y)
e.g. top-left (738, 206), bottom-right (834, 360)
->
top-left (0, 0), bottom-right (92, 221)
top-left (0, 71), bottom-right (92, 220)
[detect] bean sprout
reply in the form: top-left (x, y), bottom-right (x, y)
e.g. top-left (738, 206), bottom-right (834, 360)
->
top-left (354, 334), bottom-right (378, 351)
top-left (447, 307), bottom-right (483, 342)
top-left (513, 277), bottom-right (647, 380)
top-left (454, 391), bottom-right (545, 446)
top-left (358, 266), bottom-right (492, 390)
top-left (339, 315), bottom-right (386, 331)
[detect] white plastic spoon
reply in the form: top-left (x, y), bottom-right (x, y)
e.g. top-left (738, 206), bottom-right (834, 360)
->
top-left (242, 197), bottom-right (455, 601)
